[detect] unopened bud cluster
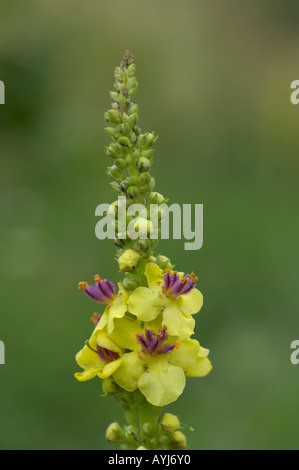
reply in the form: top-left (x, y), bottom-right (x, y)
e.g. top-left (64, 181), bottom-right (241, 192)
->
top-left (104, 50), bottom-right (170, 283)
top-left (105, 412), bottom-right (187, 450)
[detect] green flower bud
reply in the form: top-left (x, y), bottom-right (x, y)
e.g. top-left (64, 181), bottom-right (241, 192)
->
top-left (122, 275), bottom-right (138, 290)
top-left (127, 186), bottom-right (138, 199)
top-left (141, 149), bottom-right (154, 159)
top-left (118, 249), bottom-right (140, 271)
top-left (118, 93), bottom-right (126, 107)
top-left (137, 157), bottom-right (151, 172)
top-left (114, 237), bottom-right (125, 248)
top-left (148, 177), bottom-right (155, 191)
top-left (115, 158), bottom-right (126, 169)
top-left (129, 87), bottom-right (137, 97)
top-left (119, 180), bottom-right (129, 192)
top-left (128, 112), bottom-right (138, 128)
top-left (161, 413), bottom-right (180, 434)
top-left (106, 422), bottom-right (124, 442)
top-left (102, 377), bottom-right (118, 395)
top-left (127, 77), bottom-right (138, 90)
top-left (128, 103), bottom-right (139, 115)
top-left (109, 91), bottom-right (119, 101)
top-left (148, 255), bottom-right (157, 263)
top-left (105, 127), bottom-right (118, 138)
top-left (139, 171), bottom-right (151, 185)
top-left (149, 192), bottom-right (165, 205)
top-left (156, 255), bottom-right (173, 270)
top-left (107, 165), bottom-right (123, 179)
top-left (118, 136), bottom-right (131, 147)
top-left (170, 431), bottom-right (187, 450)
top-left (105, 109), bottom-right (119, 123)
top-left (142, 423), bottom-right (153, 437)
top-left (127, 63), bottom-right (136, 77)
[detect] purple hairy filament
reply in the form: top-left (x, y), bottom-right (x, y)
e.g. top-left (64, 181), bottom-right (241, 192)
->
top-left (135, 325), bottom-right (180, 357)
top-left (85, 341), bottom-right (120, 364)
top-left (163, 269), bottom-right (198, 298)
top-left (78, 275), bottom-right (116, 304)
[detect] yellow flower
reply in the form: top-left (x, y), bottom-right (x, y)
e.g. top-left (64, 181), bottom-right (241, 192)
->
top-left (127, 263), bottom-right (203, 340)
top-left (109, 315), bottom-right (212, 407)
top-left (74, 324), bottom-right (123, 382)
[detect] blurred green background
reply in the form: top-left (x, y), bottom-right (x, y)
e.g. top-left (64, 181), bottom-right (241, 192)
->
top-left (1, 0), bottom-right (299, 450)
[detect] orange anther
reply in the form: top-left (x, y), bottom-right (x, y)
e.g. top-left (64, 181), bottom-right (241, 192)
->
top-left (175, 341), bottom-right (180, 349)
top-left (78, 281), bottom-right (87, 289)
top-left (94, 275), bottom-right (101, 282)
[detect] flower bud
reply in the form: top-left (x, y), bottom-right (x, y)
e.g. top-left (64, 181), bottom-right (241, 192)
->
top-left (137, 157), bottom-right (151, 172)
top-left (170, 431), bottom-right (187, 450)
top-left (118, 249), bottom-right (140, 271)
top-left (127, 186), bottom-right (138, 199)
top-left (118, 93), bottom-right (126, 107)
top-left (107, 165), bottom-right (123, 179)
top-left (105, 126), bottom-right (118, 138)
top-left (142, 423), bottom-right (153, 437)
top-left (127, 102), bottom-right (137, 114)
top-left (139, 172), bottom-right (151, 185)
top-left (122, 275), bottom-right (139, 291)
top-left (109, 91), bottom-right (119, 101)
top-left (105, 109), bottom-right (119, 124)
top-left (106, 422), bottom-right (123, 442)
top-left (115, 158), bottom-right (126, 169)
top-left (134, 218), bottom-right (153, 237)
top-left (102, 377), bottom-right (118, 395)
top-left (161, 413), bottom-right (180, 434)
top-left (149, 192), bottom-right (165, 205)
top-left (118, 136), bottom-right (131, 147)
top-left (136, 446), bottom-right (147, 450)
top-left (127, 63), bottom-right (136, 77)
top-left (129, 112), bottom-right (138, 128)
top-left (119, 180), bottom-right (129, 192)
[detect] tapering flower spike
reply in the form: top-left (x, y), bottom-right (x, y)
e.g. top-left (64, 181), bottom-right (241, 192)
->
top-left (108, 315), bottom-right (212, 407)
top-left (79, 277), bottom-right (129, 334)
top-left (127, 263), bottom-right (203, 340)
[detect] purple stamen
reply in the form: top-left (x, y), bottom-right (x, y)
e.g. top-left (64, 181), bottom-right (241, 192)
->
top-left (163, 270), bottom-right (198, 298)
top-left (96, 345), bottom-right (119, 364)
top-left (79, 276), bottom-right (116, 304)
top-left (135, 326), bottom-right (179, 357)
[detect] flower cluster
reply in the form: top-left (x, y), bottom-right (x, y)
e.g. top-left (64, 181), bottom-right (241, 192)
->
top-left (74, 50), bottom-right (212, 450)
top-left (75, 262), bottom-right (211, 408)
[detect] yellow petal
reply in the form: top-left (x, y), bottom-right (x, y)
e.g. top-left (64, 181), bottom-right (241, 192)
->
top-left (74, 367), bottom-right (103, 382)
top-left (98, 357), bottom-right (123, 379)
top-left (186, 356), bottom-right (212, 377)
top-left (145, 262), bottom-right (164, 291)
top-left (138, 357), bottom-right (186, 406)
top-left (96, 329), bottom-right (122, 356)
top-left (178, 288), bottom-right (203, 314)
top-left (112, 352), bottom-right (144, 391)
top-left (128, 286), bottom-right (163, 321)
top-left (110, 315), bottom-right (143, 350)
top-left (162, 302), bottom-right (195, 340)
